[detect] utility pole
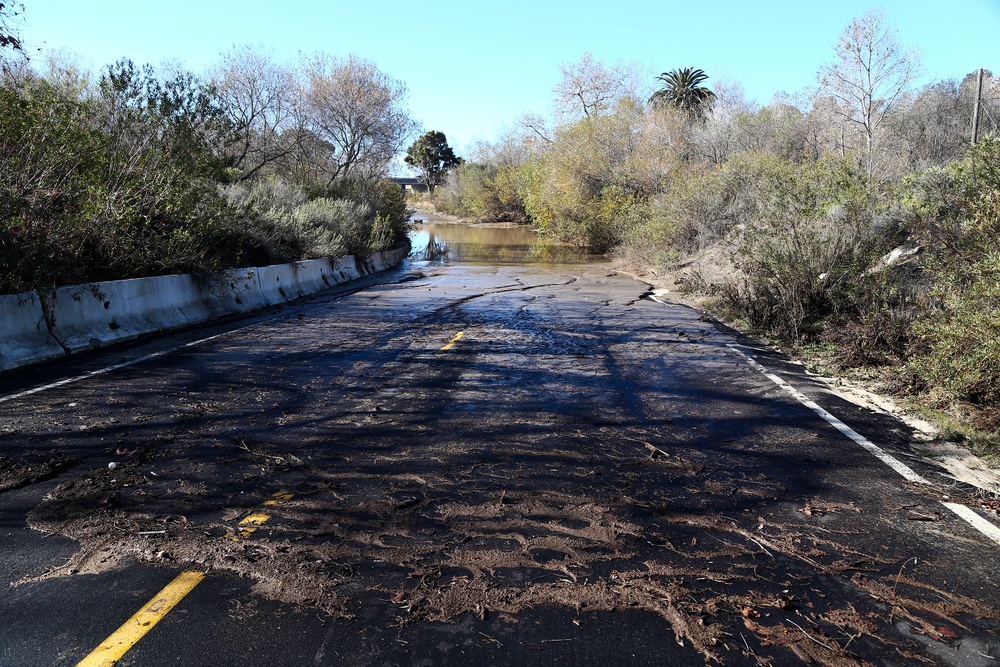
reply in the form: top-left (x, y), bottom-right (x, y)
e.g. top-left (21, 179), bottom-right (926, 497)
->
top-left (972, 68), bottom-right (984, 145)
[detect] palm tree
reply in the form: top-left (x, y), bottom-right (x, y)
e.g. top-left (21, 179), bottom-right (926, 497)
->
top-left (648, 68), bottom-right (716, 117)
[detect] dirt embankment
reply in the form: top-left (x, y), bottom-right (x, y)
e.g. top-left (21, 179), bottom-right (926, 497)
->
top-left (410, 204), bottom-right (530, 229)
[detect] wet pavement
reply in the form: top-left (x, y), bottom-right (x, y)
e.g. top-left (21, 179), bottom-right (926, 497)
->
top-left (1, 227), bottom-right (999, 666)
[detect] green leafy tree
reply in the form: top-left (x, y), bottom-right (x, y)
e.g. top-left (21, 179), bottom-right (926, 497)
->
top-left (648, 68), bottom-right (716, 118)
top-left (405, 130), bottom-right (461, 192)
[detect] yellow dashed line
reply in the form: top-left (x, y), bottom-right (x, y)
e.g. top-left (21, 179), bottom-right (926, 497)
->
top-left (440, 331), bottom-right (464, 351)
top-left (75, 571), bottom-right (205, 667)
top-left (231, 490), bottom-right (294, 540)
top-left (233, 511), bottom-right (271, 539)
top-left (77, 489), bottom-right (296, 666)
top-left (264, 489), bottom-right (295, 504)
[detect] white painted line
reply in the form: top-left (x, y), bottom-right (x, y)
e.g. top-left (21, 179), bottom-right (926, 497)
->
top-left (726, 344), bottom-right (927, 484)
top-left (0, 321), bottom-right (266, 405)
top-left (725, 343), bottom-right (1000, 547)
top-left (941, 502), bottom-right (1000, 545)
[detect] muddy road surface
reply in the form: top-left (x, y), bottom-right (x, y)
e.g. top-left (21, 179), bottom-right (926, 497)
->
top-left (2, 236), bottom-right (1000, 665)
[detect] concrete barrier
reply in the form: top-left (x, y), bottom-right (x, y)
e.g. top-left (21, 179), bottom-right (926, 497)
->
top-left (256, 259), bottom-right (327, 306)
top-left (331, 256), bottom-right (363, 284)
top-left (366, 248), bottom-right (409, 274)
top-left (206, 266), bottom-right (269, 314)
top-left (45, 275), bottom-right (209, 353)
top-left (0, 292), bottom-right (65, 370)
top-left (0, 248), bottom-right (408, 372)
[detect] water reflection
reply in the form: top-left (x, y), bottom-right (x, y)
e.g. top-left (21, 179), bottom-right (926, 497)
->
top-left (408, 222), bottom-right (606, 264)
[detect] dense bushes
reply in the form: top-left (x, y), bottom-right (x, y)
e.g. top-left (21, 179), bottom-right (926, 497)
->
top-left (0, 54), bottom-right (412, 294)
top-left (434, 144), bottom-right (531, 224)
top-left (219, 175), bottom-right (411, 265)
top-left (907, 139), bottom-right (1000, 415)
top-left (435, 103), bottom-right (688, 252)
top-left (0, 69), bottom-right (241, 292)
top-left (715, 154), bottom-right (888, 339)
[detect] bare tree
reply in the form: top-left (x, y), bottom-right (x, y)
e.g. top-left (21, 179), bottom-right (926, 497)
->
top-left (211, 45), bottom-right (301, 182)
top-left (818, 8), bottom-right (920, 176)
top-left (517, 111), bottom-right (553, 144)
top-left (300, 53), bottom-right (416, 184)
top-left (693, 78), bottom-right (755, 164)
top-left (804, 93), bottom-right (857, 158)
top-left (473, 127), bottom-right (539, 169)
top-left (888, 79), bottom-right (966, 170)
top-left (552, 52), bottom-right (641, 121)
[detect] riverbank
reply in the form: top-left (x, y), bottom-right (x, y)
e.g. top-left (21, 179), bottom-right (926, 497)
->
top-left (410, 205), bottom-right (526, 229)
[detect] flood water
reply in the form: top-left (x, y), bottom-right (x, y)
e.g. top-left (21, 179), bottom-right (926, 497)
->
top-left (408, 217), bottom-right (607, 265)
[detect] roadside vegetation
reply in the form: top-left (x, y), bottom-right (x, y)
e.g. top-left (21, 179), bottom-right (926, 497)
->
top-left (0, 36), bottom-right (413, 294)
top-left (429, 11), bottom-right (1000, 450)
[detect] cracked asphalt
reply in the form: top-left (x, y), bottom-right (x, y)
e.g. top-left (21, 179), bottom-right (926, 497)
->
top-left (1, 246), bottom-right (999, 666)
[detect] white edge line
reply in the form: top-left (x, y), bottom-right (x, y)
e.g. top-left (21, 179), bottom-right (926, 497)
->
top-left (0, 321), bottom-right (266, 405)
top-left (941, 502), bottom-right (1000, 545)
top-left (726, 344), bottom-right (928, 485)
top-left (725, 343), bottom-right (1000, 547)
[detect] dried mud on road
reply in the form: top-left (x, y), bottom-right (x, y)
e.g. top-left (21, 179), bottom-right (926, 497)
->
top-left (5, 265), bottom-right (1000, 665)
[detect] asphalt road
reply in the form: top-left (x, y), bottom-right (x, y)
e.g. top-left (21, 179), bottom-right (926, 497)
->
top-left (1, 256), bottom-right (999, 666)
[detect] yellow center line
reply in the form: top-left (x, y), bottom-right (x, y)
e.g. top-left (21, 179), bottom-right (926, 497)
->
top-left (440, 331), bottom-right (464, 351)
top-left (264, 489), bottom-right (295, 504)
top-left (234, 511), bottom-right (272, 539)
top-left (230, 489), bottom-right (294, 540)
top-left (76, 489), bottom-right (296, 666)
top-left (75, 570), bottom-right (205, 667)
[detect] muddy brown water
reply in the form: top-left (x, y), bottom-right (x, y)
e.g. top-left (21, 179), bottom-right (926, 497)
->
top-left (408, 220), bottom-right (607, 265)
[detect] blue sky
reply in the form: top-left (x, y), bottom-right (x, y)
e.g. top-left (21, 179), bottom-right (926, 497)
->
top-left (15, 0), bottom-right (1000, 155)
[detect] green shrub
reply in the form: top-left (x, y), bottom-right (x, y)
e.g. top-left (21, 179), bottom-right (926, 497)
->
top-left (290, 198), bottom-right (370, 258)
top-left (0, 54), bottom-right (416, 295)
top-left (433, 162), bottom-right (528, 223)
top-left (616, 164), bottom-right (728, 266)
top-left (323, 177), bottom-right (411, 250)
top-left (0, 69), bottom-right (245, 292)
top-left (717, 153), bottom-right (887, 340)
top-left (365, 178), bottom-right (411, 250)
top-left (656, 248), bottom-right (682, 272)
top-left (369, 213), bottom-right (396, 252)
top-left (908, 138), bottom-right (1000, 409)
top-left (824, 267), bottom-right (918, 366)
